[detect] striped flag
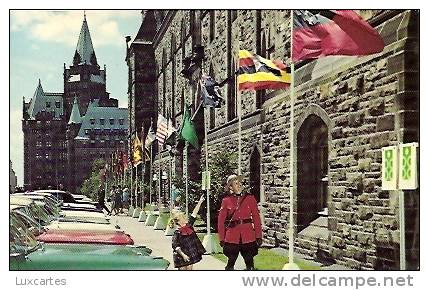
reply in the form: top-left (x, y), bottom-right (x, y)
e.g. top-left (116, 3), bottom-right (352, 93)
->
top-left (156, 114), bottom-right (169, 145)
top-left (238, 50), bottom-right (291, 91)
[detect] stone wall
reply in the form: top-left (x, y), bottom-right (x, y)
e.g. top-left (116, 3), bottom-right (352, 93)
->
top-left (145, 9), bottom-right (419, 269)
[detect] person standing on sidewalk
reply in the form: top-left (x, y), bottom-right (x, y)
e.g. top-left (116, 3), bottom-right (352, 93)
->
top-left (97, 184), bottom-right (111, 215)
top-left (170, 195), bottom-right (206, 270)
top-left (217, 174), bottom-right (262, 270)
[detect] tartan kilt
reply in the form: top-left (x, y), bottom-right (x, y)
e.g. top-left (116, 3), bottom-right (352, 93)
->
top-left (173, 231), bottom-right (206, 268)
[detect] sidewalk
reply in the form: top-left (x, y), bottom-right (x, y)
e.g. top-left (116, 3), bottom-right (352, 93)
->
top-left (111, 214), bottom-right (226, 270)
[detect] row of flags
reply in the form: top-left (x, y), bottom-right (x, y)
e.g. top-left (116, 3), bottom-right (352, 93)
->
top-left (104, 10), bottom-right (384, 177)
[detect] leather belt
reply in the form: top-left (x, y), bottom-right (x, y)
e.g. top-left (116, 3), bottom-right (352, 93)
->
top-left (226, 218), bottom-right (253, 228)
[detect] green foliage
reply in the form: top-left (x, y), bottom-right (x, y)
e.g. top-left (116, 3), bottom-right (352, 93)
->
top-left (173, 151), bottom-right (238, 232)
top-left (79, 158), bottom-right (106, 199)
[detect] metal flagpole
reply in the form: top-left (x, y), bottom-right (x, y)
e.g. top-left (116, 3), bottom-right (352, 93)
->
top-left (169, 153), bottom-right (173, 212)
top-left (284, 10), bottom-right (299, 270)
top-left (185, 142), bottom-right (189, 217)
top-left (236, 55), bottom-right (242, 175)
top-left (149, 143), bottom-right (153, 206)
top-left (136, 164), bottom-right (139, 207)
top-left (141, 125), bottom-right (145, 209)
top-left (204, 106), bottom-right (210, 236)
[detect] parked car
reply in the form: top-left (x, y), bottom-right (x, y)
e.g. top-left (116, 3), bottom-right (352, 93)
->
top-left (32, 190), bottom-right (76, 203)
top-left (10, 217), bottom-right (169, 270)
top-left (46, 221), bottom-right (121, 232)
top-left (37, 229), bottom-right (134, 245)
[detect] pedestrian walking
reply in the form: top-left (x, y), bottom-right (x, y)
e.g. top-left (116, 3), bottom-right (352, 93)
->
top-left (169, 195), bottom-right (206, 270)
top-left (217, 174), bottom-right (262, 270)
top-left (97, 184), bottom-right (111, 215)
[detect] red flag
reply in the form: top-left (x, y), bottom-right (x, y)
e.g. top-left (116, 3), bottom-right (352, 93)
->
top-left (293, 10), bottom-right (384, 62)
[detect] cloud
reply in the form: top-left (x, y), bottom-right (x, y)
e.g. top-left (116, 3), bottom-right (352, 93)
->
top-left (10, 10), bottom-right (138, 48)
top-left (9, 109), bottom-right (24, 185)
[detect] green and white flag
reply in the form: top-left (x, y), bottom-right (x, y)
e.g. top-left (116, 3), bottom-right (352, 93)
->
top-left (382, 146), bottom-right (398, 190)
top-left (399, 143), bottom-right (419, 190)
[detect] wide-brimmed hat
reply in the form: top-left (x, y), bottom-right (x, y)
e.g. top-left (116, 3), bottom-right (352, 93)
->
top-left (226, 174), bottom-right (243, 186)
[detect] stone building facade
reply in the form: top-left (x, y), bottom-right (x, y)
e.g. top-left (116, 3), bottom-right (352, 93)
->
top-left (128, 10), bottom-right (419, 269)
top-left (23, 15), bottom-right (127, 193)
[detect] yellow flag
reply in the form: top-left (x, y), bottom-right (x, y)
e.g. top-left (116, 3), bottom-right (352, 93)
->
top-left (132, 134), bottom-right (143, 167)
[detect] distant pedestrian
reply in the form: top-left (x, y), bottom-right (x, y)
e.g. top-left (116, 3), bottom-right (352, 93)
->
top-left (169, 195), bottom-right (206, 270)
top-left (122, 188), bottom-right (130, 210)
top-left (97, 184), bottom-right (111, 215)
top-left (218, 174), bottom-right (262, 270)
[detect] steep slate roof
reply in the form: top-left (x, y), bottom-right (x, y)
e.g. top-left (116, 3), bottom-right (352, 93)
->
top-left (76, 101), bottom-right (129, 139)
top-left (27, 80), bottom-right (63, 119)
top-left (74, 15), bottom-right (97, 65)
top-left (68, 97), bottom-right (82, 124)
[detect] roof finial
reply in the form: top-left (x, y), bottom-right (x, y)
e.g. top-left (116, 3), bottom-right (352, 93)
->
top-left (38, 78), bottom-right (41, 86)
top-left (84, 10), bottom-right (86, 21)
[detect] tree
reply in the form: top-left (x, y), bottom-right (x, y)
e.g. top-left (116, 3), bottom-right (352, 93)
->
top-left (80, 158), bottom-right (106, 200)
top-left (173, 151), bottom-right (238, 232)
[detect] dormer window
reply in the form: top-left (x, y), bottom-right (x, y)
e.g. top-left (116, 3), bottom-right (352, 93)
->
top-left (100, 118), bottom-right (105, 125)
top-left (46, 102), bottom-right (51, 108)
top-left (90, 118), bottom-right (96, 125)
top-left (119, 119), bottom-right (124, 125)
top-left (55, 101), bottom-right (61, 108)
top-left (85, 129), bottom-right (90, 135)
top-left (109, 119), bottom-right (115, 125)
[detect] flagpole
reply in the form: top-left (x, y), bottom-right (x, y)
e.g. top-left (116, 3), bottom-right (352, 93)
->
top-left (141, 126), bottom-right (145, 210)
top-left (150, 143), bottom-right (153, 206)
top-left (284, 10), bottom-right (299, 270)
top-left (236, 55), bottom-right (242, 175)
top-left (204, 107), bottom-right (210, 236)
top-left (185, 142), bottom-right (189, 217)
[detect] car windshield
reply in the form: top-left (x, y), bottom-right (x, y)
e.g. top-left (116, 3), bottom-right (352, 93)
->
top-left (11, 211), bottom-right (44, 236)
top-left (33, 202), bottom-right (53, 222)
top-left (10, 216), bottom-right (39, 254)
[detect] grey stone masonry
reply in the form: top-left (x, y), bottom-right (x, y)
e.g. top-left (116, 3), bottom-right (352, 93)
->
top-left (132, 9), bottom-right (419, 270)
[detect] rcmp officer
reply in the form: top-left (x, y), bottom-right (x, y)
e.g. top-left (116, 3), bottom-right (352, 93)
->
top-left (218, 174), bottom-right (262, 270)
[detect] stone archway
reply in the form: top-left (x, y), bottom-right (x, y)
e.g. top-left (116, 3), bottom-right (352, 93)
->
top-left (296, 114), bottom-right (329, 232)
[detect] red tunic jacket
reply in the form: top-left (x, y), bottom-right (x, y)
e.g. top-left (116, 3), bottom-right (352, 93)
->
top-left (217, 194), bottom-right (262, 244)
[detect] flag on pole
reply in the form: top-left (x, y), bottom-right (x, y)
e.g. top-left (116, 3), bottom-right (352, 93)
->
top-left (164, 117), bottom-right (177, 146)
top-left (122, 152), bottom-right (128, 170)
top-left (156, 114), bottom-right (169, 145)
top-left (179, 105), bottom-right (199, 149)
top-left (292, 10), bottom-right (385, 62)
top-left (145, 121), bottom-right (156, 149)
top-left (238, 50), bottom-right (291, 90)
top-left (200, 74), bottom-right (225, 108)
top-left (132, 133), bottom-right (143, 167)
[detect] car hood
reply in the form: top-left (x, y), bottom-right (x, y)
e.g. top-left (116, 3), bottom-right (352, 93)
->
top-left (46, 221), bottom-right (120, 232)
top-left (11, 249), bottom-right (169, 270)
top-left (39, 243), bottom-right (152, 255)
top-left (37, 229), bottom-right (134, 245)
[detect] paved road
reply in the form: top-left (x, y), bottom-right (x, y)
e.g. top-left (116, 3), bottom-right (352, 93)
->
top-left (112, 214), bottom-right (226, 270)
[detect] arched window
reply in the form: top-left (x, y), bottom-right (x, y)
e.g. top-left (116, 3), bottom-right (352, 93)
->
top-left (162, 48), bottom-right (166, 117)
top-left (210, 10), bottom-right (216, 42)
top-left (249, 146), bottom-right (261, 203)
top-left (171, 35), bottom-right (176, 126)
top-left (209, 63), bottom-right (215, 129)
top-left (227, 58), bottom-right (236, 121)
top-left (181, 19), bottom-right (186, 59)
top-left (297, 114), bottom-right (329, 232)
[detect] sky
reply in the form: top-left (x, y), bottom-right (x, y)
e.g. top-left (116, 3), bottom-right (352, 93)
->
top-left (10, 10), bottom-right (143, 186)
